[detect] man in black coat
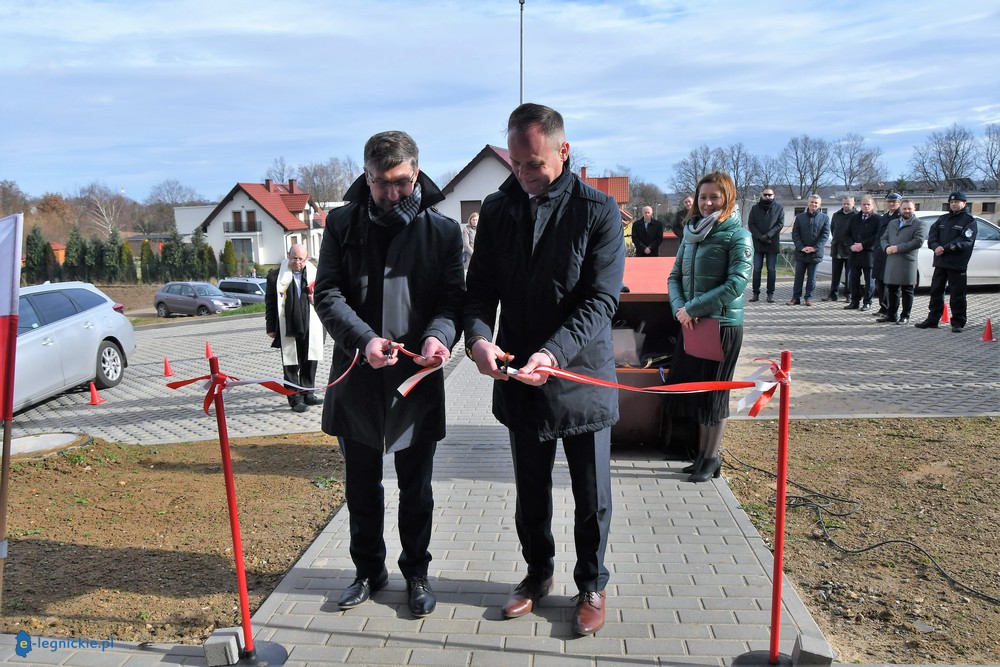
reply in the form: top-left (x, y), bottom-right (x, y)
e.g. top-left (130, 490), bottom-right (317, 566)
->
top-left (670, 195), bottom-right (693, 238)
top-left (746, 187), bottom-right (784, 302)
top-left (843, 195), bottom-right (879, 311)
top-left (871, 193), bottom-right (901, 316)
top-left (464, 103), bottom-right (625, 636)
top-left (915, 191), bottom-right (978, 332)
top-left (632, 205), bottom-right (664, 256)
top-left (824, 196), bottom-right (855, 302)
top-left (313, 130), bottom-right (465, 618)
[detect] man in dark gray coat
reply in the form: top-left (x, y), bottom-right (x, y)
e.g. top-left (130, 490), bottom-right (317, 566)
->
top-left (464, 103), bottom-right (625, 636)
top-left (746, 187), bottom-right (784, 302)
top-left (313, 131), bottom-right (464, 618)
top-left (876, 199), bottom-right (925, 324)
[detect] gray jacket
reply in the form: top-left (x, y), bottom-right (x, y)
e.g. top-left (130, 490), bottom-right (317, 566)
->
top-left (880, 215), bottom-right (925, 285)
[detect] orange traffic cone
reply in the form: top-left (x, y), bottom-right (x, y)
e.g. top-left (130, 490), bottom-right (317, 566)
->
top-left (941, 304), bottom-right (951, 324)
top-left (982, 319), bottom-right (996, 342)
top-left (205, 341), bottom-right (214, 358)
top-left (163, 356), bottom-right (174, 377)
top-left (88, 382), bottom-right (106, 405)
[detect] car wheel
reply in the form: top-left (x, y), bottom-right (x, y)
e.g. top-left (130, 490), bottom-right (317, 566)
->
top-left (156, 302), bottom-right (170, 318)
top-left (197, 305), bottom-right (211, 316)
top-left (94, 341), bottom-right (124, 389)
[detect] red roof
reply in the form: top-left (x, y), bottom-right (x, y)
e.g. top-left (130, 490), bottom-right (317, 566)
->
top-left (201, 178), bottom-right (325, 232)
top-left (581, 167), bottom-right (629, 205)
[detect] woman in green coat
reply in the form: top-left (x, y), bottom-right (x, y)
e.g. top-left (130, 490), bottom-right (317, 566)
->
top-left (666, 171), bottom-right (753, 482)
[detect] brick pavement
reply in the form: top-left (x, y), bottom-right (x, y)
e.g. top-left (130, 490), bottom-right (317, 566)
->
top-left (3, 285), bottom-right (998, 665)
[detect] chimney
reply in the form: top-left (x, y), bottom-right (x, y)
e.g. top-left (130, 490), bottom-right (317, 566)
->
top-left (288, 178), bottom-right (297, 193)
top-left (581, 166), bottom-right (587, 179)
top-left (265, 178), bottom-right (273, 191)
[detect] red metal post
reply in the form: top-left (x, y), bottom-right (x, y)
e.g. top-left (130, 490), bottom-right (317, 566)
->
top-left (208, 355), bottom-right (256, 655)
top-left (768, 350), bottom-right (792, 663)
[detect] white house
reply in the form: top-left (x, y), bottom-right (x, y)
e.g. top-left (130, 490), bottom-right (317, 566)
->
top-left (194, 178), bottom-right (326, 270)
top-left (438, 145), bottom-right (513, 224)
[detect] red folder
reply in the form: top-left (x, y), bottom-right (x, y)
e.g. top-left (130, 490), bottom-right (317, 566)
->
top-left (683, 317), bottom-right (723, 362)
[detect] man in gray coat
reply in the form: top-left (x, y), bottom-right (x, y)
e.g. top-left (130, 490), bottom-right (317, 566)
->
top-left (876, 199), bottom-right (925, 324)
top-left (464, 103), bottom-right (625, 636)
top-left (313, 131), bottom-right (465, 618)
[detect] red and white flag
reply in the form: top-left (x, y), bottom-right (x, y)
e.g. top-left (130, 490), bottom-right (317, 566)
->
top-left (1, 214), bottom-right (24, 421)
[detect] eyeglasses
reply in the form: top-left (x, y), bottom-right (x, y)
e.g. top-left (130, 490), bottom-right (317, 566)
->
top-left (367, 172), bottom-right (416, 191)
top-left (762, 193), bottom-right (775, 198)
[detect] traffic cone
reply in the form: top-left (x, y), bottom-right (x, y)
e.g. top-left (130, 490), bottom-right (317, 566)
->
top-left (163, 356), bottom-right (174, 377)
top-left (205, 341), bottom-right (214, 358)
top-left (982, 319), bottom-right (996, 342)
top-left (88, 382), bottom-right (106, 405)
top-left (941, 304), bottom-right (951, 324)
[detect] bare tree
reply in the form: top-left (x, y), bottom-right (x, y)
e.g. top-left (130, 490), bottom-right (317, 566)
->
top-left (978, 123), bottom-right (1000, 189)
top-left (79, 182), bottom-right (129, 238)
top-left (264, 156), bottom-right (294, 183)
top-left (756, 155), bottom-right (783, 190)
top-left (670, 145), bottom-right (720, 195)
top-left (909, 123), bottom-right (977, 190)
top-left (144, 179), bottom-right (204, 206)
top-left (297, 156), bottom-right (360, 205)
top-left (780, 135), bottom-right (832, 199)
top-left (713, 143), bottom-right (760, 220)
top-left (569, 147), bottom-right (592, 175)
top-left (831, 133), bottom-right (885, 191)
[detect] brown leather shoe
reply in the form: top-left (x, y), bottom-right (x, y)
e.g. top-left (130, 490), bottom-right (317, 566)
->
top-left (572, 590), bottom-right (606, 635)
top-left (502, 575), bottom-right (554, 619)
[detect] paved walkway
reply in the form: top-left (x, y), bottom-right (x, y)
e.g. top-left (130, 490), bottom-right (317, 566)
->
top-left (3, 283), bottom-right (998, 665)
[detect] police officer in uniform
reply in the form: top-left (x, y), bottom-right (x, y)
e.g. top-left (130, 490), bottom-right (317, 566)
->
top-left (915, 192), bottom-right (978, 333)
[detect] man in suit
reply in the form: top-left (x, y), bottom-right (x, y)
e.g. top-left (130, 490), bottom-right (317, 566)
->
top-left (871, 193), bottom-right (901, 316)
top-left (877, 199), bottom-right (925, 324)
top-left (632, 206), bottom-right (664, 256)
top-left (746, 187), bottom-right (785, 302)
top-left (824, 196), bottom-right (855, 302)
top-left (787, 194), bottom-right (830, 306)
top-left (265, 244), bottom-right (323, 412)
top-left (843, 195), bottom-right (879, 311)
top-left (464, 103), bottom-right (625, 636)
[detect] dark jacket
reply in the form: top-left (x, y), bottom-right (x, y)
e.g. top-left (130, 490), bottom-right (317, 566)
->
top-left (845, 211), bottom-right (880, 267)
top-left (464, 169), bottom-right (626, 440)
top-left (632, 217), bottom-right (664, 256)
top-left (791, 210), bottom-right (830, 264)
top-left (928, 210), bottom-right (977, 270)
top-left (873, 210), bottom-right (898, 279)
top-left (313, 172), bottom-right (465, 453)
top-left (829, 208), bottom-right (856, 260)
top-left (880, 214), bottom-right (925, 285)
top-left (746, 199), bottom-right (785, 253)
top-left (670, 208), bottom-right (689, 237)
top-left (668, 211), bottom-right (752, 326)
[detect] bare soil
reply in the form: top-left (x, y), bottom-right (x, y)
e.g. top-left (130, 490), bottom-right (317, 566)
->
top-left (2, 418), bottom-right (998, 664)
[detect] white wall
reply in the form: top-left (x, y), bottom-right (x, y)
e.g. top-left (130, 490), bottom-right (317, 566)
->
top-left (203, 190), bottom-right (296, 267)
top-left (172, 205), bottom-right (216, 237)
top-left (437, 160), bottom-right (511, 223)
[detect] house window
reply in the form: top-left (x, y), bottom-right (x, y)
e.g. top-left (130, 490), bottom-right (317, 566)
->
top-left (246, 210), bottom-right (259, 232)
top-left (914, 202), bottom-right (921, 211)
top-left (941, 203), bottom-right (950, 211)
top-left (232, 238), bottom-right (254, 275)
top-left (981, 202), bottom-right (996, 214)
top-left (460, 200), bottom-right (481, 225)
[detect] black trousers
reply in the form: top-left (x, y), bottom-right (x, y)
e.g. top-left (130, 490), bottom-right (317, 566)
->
top-left (829, 256), bottom-right (850, 299)
top-left (509, 428), bottom-right (612, 593)
top-left (849, 258), bottom-right (873, 305)
top-left (282, 335), bottom-right (317, 406)
top-left (340, 438), bottom-right (436, 580)
top-left (885, 283), bottom-right (914, 320)
top-left (927, 267), bottom-right (968, 327)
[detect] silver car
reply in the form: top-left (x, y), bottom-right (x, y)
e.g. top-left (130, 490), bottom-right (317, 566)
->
top-left (218, 277), bottom-right (267, 305)
top-left (817, 212), bottom-right (1000, 288)
top-left (153, 281), bottom-right (241, 317)
top-left (14, 282), bottom-right (137, 412)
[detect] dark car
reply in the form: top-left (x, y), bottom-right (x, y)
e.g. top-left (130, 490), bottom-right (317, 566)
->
top-left (15, 282), bottom-right (136, 412)
top-left (153, 281), bottom-right (241, 317)
top-left (218, 277), bottom-right (267, 305)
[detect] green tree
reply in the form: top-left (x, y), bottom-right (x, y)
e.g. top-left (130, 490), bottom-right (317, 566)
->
top-left (84, 236), bottom-right (102, 282)
top-left (221, 239), bottom-right (238, 278)
top-left (120, 241), bottom-right (137, 283)
top-left (140, 239), bottom-right (158, 284)
top-left (203, 243), bottom-right (218, 279)
top-left (188, 227), bottom-right (208, 278)
top-left (63, 225), bottom-right (86, 280)
top-left (23, 226), bottom-right (50, 284)
top-left (103, 228), bottom-right (123, 282)
top-left (159, 232), bottom-right (185, 282)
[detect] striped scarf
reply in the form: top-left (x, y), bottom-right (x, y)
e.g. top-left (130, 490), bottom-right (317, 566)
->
top-left (368, 183), bottom-right (422, 228)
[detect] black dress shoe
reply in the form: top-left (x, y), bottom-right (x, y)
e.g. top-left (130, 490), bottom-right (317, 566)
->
top-left (914, 320), bottom-right (938, 329)
top-left (338, 568), bottom-right (389, 608)
top-left (291, 401), bottom-right (308, 413)
top-left (766, 295), bottom-right (774, 303)
top-left (406, 576), bottom-right (436, 617)
top-left (896, 318), bottom-right (909, 325)
top-left (952, 325), bottom-right (964, 333)
top-left (843, 303), bottom-right (859, 310)
top-left (859, 303), bottom-right (871, 312)
top-left (748, 295), bottom-right (759, 302)
top-left (875, 316), bottom-right (896, 323)
top-left (303, 393), bottom-right (324, 405)
top-left (822, 294), bottom-right (837, 301)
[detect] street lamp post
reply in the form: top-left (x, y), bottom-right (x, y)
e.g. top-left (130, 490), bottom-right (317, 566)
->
top-left (519, 0), bottom-right (525, 104)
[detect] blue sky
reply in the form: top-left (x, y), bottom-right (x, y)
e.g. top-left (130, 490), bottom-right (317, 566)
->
top-left (3, 0), bottom-right (999, 202)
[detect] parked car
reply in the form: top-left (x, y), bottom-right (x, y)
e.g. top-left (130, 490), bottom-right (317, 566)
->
top-left (816, 212), bottom-right (1000, 288)
top-left (218, 277), bottom-right (268, 305)
top-left (153, 281), bottom-right (242, 317)
top-left (14, 282), bottom-right (136, 412)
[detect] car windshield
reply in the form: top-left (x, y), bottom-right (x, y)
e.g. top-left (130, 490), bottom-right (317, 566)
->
top-left (194, 284), bottom-right (225, 297)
